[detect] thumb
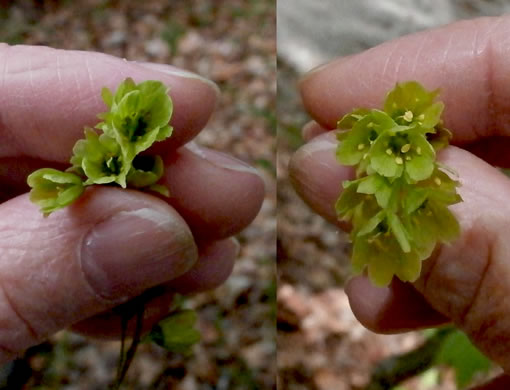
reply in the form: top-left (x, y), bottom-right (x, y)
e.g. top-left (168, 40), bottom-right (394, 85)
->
top-left (290, 136), bottom-right (510, 372)
top-left (0, 187), bottom-right (197, 363)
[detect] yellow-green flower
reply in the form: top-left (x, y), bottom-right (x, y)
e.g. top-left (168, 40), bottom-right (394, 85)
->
top-left (334, 81), bottom-right (462, 287)
top-left (27, 168), bottom-right (84, 216)
top-left (98, 78), bottom-right (173, 158)
top-left (71, 128), bottom-right (130, 187)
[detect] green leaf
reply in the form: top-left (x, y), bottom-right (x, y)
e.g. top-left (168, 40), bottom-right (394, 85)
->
top-left (403, 188), bottom-right (428, 214)
top-left (387, 212), bottom-right (411, 253)
top-left (394, 249), bottom-right (421, 282)
top-left (356, 175), bottom-right (378, 194)
top-left (435, 330), bottom-right (492, 388)
top-left (429, 201), bottom-right (460, 243)
top-left (148, 310), bottom-right (201, 354)
top-left (335, 179), bottom-right (365, 220)
top-left (424, 169), bottom-right (463, 206)
top-left (420, 101), bottom-right (444, 129)
top-left (101, 87), bottom-right (113, 108)
top-left (365, 238), bottom-right (398, 287)
top-left (356, 174), bottom-right (393, 208)
top-left (357, 210), bottom-right (386, 237)
top-left (351, 234), bottom-right (397, 286)
top-left (27, 168), bottom-right (84, 216)
top-left (403, 210), bottom-right (437, 260)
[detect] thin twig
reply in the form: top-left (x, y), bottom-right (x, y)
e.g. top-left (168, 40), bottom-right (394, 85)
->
top-left (114, 314), bottom-right (128, 387)
top-left (113, 302), bottom-right (145, 389)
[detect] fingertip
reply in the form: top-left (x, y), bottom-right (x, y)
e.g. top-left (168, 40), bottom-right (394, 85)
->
top-left (346, 276), bottom-right (449, 334)
top-left (289, 132), bottom-right (352, 224)
top-left (0, 46), bottom-right (219, 161)
top-left (302, 121), bottom-right (330, 142)
top-left (136, 62), bottom-right (221, 99)
top-left (163, 145), bottom-right (265, 239)
top-left (298, 16), bottom-right (510, 141)
top-left (169, 238), bottom-right (239, 294)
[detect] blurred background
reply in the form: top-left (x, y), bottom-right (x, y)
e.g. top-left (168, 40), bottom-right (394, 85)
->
top-left (277, 1), bottom-right (510, 390)
top-left (0, 0), bottom-right (276, 389)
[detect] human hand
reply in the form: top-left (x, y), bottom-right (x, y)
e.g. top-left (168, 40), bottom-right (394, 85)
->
top-left (0, 44), bottom-right (264, 363)
top-left (290, 15), bottom-right (510, 375)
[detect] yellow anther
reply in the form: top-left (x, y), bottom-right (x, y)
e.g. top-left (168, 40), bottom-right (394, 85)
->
top-left (434, 177), bottom-right (442, 186)
top-left (367, 122), bottom-right (374, 128)
top-left (417, 114), bottom-right (425, 121)
top-left (403, 111), bottom-right (414, 122)
top-left (357, 143), bottom-right (365, 150)
top-left (386, 148), bottom-right (393, 155)
top-left (363, 153), bottom-right (368, 160)
top-left (395, 156), bottom-right (403, 165)
top-left (406, 156), bottom-right (412, 161)
top-left (416, 146), bottom-right (422, 155)
top-left (401, 143), bottom-right (411, 153)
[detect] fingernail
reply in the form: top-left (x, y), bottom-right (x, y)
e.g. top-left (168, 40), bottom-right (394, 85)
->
top-left (80, 208), bottom-right (198, 301)
top-left (185, 142), bottom-right (262, 177)
top-left (298, 56), bottom-right (349, 86)
top-left (298, 62), bottom-right (331, 85)
top-left (136, 62), bottom-right (221, 98)
top-left (292, 132), bottom-right (337, 163)
top-left (230, 237), bottom-right (241, 258)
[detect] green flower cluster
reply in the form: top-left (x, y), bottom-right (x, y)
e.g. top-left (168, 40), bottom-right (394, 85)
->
top-left (28, 78), bottom-right (172, 215)
top-left (335, 81), bottom-right (462, 287)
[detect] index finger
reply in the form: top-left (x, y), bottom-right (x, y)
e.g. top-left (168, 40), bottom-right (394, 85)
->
top-left (299, 15), bottom-right (510, 145)
top-left (0, 44), bottom-right (218, 162)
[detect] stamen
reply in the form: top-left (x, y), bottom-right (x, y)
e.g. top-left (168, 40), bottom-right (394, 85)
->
top-left (363, 153), bottom-right (368, 160)
top-left (395, 156), bottom-right (403, 165)
top-left (357, 143), bottom-right (365, 150)
top-left (367, 122), bottom-right (374, 128)
top-left (403, 111), bottom-right (414, 122)
top-left (416, 146), bottom-right (422, 155)
top-left (417, 114), bottom-right (425, 121)
top-left (401, 144), bottom-right (411, 153)
top-left (406, 156), bottom-right (412, 161)
top-left (386, 148), bottom-right (393, 155)
top-left (434, 177), bottom-right (442, 186)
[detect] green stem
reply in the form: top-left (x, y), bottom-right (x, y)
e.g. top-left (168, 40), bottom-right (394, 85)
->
top-left (364, 327), bottom-right (454, 390)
